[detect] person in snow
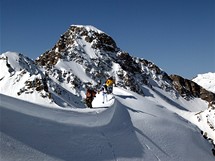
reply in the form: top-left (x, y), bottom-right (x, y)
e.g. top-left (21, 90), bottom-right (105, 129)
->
top-left (99, 84), bottom-right (108, 103)
top-left (105, 77), bottom-right (115, 94)
top-left (85, 88), bottom-right (96, 108)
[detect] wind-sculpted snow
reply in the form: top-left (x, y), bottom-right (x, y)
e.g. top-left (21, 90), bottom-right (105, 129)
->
top-left (0, 94), bottom-right (144, 161)
top-left (0, 94), bottom-right (116, 127)
top-left (1, 87), bottom-right (215, 161)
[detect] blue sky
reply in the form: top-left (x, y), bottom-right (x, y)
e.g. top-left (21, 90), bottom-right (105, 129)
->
top-left (1, 0), bottom-right (214, 79)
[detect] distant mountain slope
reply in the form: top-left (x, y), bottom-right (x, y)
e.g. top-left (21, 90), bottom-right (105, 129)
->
top-left (193, 72), bottom-right (215, 93)
top-left (170, 74), bottom-right (215, 102)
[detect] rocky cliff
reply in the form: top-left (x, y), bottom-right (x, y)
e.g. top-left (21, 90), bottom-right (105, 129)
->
top-left (170, 74), bottom-right (215, 102)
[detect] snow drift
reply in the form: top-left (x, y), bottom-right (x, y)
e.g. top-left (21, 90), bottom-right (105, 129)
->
top-left (1, 87), bottom-right (214, 161)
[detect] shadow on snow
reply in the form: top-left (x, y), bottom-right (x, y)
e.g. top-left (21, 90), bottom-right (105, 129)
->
top-left (0, 94), bottom-right (150, 161)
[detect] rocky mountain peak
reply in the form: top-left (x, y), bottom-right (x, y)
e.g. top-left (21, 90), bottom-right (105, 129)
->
top-left (33, 24), bottom-right (215, 105)
top-left (35, 25), bottom-right (119, 69)
top-left (34, 25), bottom-right (174, 96)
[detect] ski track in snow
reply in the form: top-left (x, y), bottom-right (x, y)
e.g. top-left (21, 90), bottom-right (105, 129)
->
top-left (94, 107), bottom-right (117, 161)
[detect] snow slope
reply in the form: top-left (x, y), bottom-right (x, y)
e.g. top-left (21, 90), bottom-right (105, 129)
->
top-left (0, 52), bottom-right (85, 108)
top-left (193, 72), bottom-right (215, 93)
top-left (191, 72), bottom-right (215, 143)
top-left (0, 52), bottom-right (56, 107)
top-left (1, 87), bottom-right (214, 161)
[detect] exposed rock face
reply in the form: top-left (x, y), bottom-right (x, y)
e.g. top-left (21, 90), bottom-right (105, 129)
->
top-left (170, 75), bottom-right (215, 102)
top-left (35, 51), bottom-right (61, 69)
top-left (35, 25), bottom-right (119, 69)
top-left (116, 52), bottom-right (140, 73)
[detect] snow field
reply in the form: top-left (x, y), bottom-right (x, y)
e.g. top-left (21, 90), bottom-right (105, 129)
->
top-left (1, 86), bottom-right (214, 161)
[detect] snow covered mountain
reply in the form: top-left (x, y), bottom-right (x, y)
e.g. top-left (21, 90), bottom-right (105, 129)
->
top-left (1, 25), bottom-right (214, 106)
top-left (1, 25), bottom-right (215, 160)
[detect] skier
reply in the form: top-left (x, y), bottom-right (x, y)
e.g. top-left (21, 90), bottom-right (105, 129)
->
top-left (99, 84), bottom-right (108, 103)
top-left (85, 88), bottom-right (96, 108)
top-left (105, 77), bottom-right (115, 94)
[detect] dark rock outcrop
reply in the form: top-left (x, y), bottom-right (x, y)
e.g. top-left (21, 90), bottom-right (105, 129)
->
top-left (35, 25), bottom-right (119, 69)
top-left (170, 75), bottom-right (215, 102)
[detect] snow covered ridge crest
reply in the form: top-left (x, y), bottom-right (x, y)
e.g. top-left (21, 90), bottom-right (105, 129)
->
top-left (0, 52), bottom-right (54, 105)
top-left (0, 52), bottom-right (84, 107)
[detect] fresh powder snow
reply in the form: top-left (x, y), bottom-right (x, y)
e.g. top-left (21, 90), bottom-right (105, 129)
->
top-left (1, 86), bottom-right (214, 161)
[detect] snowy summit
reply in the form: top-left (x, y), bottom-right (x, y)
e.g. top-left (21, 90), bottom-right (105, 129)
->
top-left (0, 25), bottom-right (215, 161)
